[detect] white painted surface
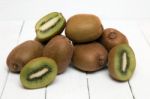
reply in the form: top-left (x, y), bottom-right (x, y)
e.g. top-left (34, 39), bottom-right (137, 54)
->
top-left (102, 19), bottom-right (150, 99)
top-left (131, 21), bottom-right (150, 99)
top-left (87, 70), bottom-right (133, 99)
top-left (0, 21), bottom-right (22, 97)
top-left (0, 0), bottom-right (150, 20)
top-left (47, 67), bottom-right (88, 99)
top-left (0, 19), bottom-right (150, 99)
top-left (138, 20), bottom-right (150, 45)
top-left (1, 21), bottom-right (45, 99)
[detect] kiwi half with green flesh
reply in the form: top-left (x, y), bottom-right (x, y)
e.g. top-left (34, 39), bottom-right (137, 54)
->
top-left (6, 40), bottom-right (43, 73)
top-left (20, 57), bottom-right (57, 89)
top-left (108, 44), bottom-right (136, 81)
top-left (100, 28), bottom-right (128, 51)
top-left (43, 35), bottom-right (73, 74)
top-left (72, 42), bottom-right (108, 72)
top-left (34, 37), bottom-right (48, 46)
top-left (35, 12), bottom-right (66, 42)
top-left (65, 14), bottom-right (103, 43)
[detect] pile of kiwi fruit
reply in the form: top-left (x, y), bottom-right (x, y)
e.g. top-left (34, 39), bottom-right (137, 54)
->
top-left (6, 12), bottom-right (136, 89)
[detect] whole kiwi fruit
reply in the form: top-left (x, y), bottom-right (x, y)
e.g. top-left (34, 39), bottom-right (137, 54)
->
top-left (99, 28), bottom-right (128, 51)
top-left (6, 40), bottom-right (43, 73)
top-left (43, 35), bottom-right (73, 74)
top-left (20, 57), bottom-right (57, 89)
top-left (72, 42), bottom-right (108, 72)
top-left (65, 14), bottom-right (103, 43)
top-left (108, 44), bottom-right (136, 81)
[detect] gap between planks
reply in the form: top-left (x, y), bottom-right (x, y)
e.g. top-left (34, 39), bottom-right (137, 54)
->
top-left (1, 20), bottom-right (143, 99)
top-left (124, 21), bottom-right (150, 99)
top-left (128, 81), bottom-right (135, 99)
top-left (0, 20), bottom-right (25, 99)
top-left (86, 74), bottom-right (91, 99)
top-left (45, 87), bottom-right (47, 99)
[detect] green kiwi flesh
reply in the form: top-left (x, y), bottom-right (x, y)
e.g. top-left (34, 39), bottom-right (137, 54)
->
top-left (43, 35), bottom-right (73, 74)
top-left (6, 40), bottom-right (43, 73)
top-left (20, 57), bottom-right (57, 89)
top-left (35, 12), bottom-right (66, 42)
top-left (108, 44), bottom-right (136, 81)
top-left (65, 14), bottom-right (103, 43)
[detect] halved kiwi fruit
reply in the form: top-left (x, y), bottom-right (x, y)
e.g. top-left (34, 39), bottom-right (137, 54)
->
top-left (20, 57), bottom-right (57, 89)
top-left (108, 44), bottom-right (136, 81)
top-left (35, 12), bottom-right (66, 42)
top-left (99, 28), bottom-right (128, 51)
top-left (6, 40), bottom-right (43, 73)
top-left (72, 42), bottom-right (108, 72)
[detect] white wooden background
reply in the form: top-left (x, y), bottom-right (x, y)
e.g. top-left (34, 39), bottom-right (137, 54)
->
top-left (0, 19), bottom-right (150, 99)
top-left (0, 0), bottom-right (150, 99)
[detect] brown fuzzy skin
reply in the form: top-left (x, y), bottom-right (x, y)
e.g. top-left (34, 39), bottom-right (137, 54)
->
top-left (43, 35), bottom-right (73, 74)
top-left (100, 28), bottom-right (128, 51)
top-left (6, 40), bottom-right (43, 73)
top-left (108, 47), bottom-right (117, 80)
top-left (72, 42), bottom-right (108, 72)
top-left (65, 14), bottom-right (103, 43)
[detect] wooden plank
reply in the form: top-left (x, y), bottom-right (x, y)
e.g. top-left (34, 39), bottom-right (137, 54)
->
top-left (87, 20), bottom-right (140, 99)
top-left (1, 21), bottom-right (45, 99)
top-left (46, 67), bottom-right (89, 99)
top-left (87, 70), bottom-right (133, 99)
top-left (103, 19), bottom-right (150, 99)
top-left (137, 19), bottom-right (150, 45)
top-left (129, 20), bottom-right (150, 99)
top-left (0, 20), bottom-right (23, 97)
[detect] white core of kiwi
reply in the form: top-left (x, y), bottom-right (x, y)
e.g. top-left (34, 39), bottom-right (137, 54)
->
top-left (122, 52), bottom-right (127, 72)
top-left (29, 68), bottom-right (49, 79)
top-left (39, 15), bottom-right (61, 32)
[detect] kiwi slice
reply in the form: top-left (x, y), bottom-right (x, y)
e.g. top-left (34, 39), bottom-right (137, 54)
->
top-left (108, 44), bottom-right (136, 81)
top-left (65, 14), bottom-right (103, 43)
top-left (6, 40), bottom-right (43, 73)
top-left (20, 57), bottom-right (57, 89)
top-left (72, 42), bottom-right (108, 72)
top-left (99, 28), bottom-right (128, 51)
top-left (43, 35), bottom-right (73, 74)
top-left (35, 12), bottom-right (66, 42)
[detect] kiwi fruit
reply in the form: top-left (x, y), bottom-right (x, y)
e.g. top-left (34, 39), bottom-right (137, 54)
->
top-left (35, 12), bottom-right (66, 43)
top-left (43, 35), bottom-right (73, 74)
top-left (99, 28), bottom-right (128, 51)
top-left (6, 40), bottom-right (43, 73)
top-left (72, 42), bottom-right (108, 72)
top-left (34, 37), bottom-right (48, 46)
top-left (65, 14), bottom-right (103, 43)
top-left (20, 57), bottom-right (57, 89)
top-left (108, 44), bottom-right (136, 81)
